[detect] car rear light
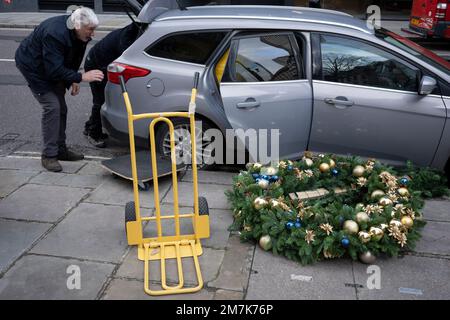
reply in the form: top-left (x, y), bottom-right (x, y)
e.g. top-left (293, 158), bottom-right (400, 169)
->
top-left (107, 62), bottom-right (150, 84)
top-left (436, 3), bottom-right (447, 20)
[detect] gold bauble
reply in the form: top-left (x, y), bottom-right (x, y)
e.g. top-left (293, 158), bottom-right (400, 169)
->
top-left (253, 197), bottom-right (268, 210)
top-left (389, 219), bottom-right (403, 229)
top-left (358, 231), bottom-right (371, 243)
top-left (343, 220), bottom-right (359, 234)
top-left (329, 159), bottom-right (336, 168)
top-left (359, 251), bottom-right (377, 264)
top-left (257, 179), bottom-right (269, 189)
top-left (263, 166), bottom-right (278, 176)
top-left (401, 216), bottom-right (414, 229)
top-left (319, 163), bottom-right (330, 173)
top-left (352, 165), bottom-right (365, 177)
top-left (397, 187), bottom-right (410, 197)
top-left (259, 235), bottom-right (272, 251)
top-left (303, 158), bottom-right (314, 167)
top-left (371, 189), bottom-right (385, 199)
top-left (270, 199), bottom-right (280, 208)
top-left (369, 227), bottom-right (384, 241)
top-left (355, 212), bottom-right (370, 224)
top-left (379, 197), bottom-right (393, 207)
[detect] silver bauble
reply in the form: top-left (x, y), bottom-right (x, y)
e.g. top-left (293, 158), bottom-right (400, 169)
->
top-left (359, 251), bottom-right (377, 264)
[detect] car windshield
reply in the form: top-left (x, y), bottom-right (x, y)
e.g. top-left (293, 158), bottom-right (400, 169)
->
top-left (375, 28), bottom-right (450, 74)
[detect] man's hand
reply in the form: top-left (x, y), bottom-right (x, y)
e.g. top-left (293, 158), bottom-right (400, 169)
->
top-left (82, 70), bottom-right (104, 82)
top-left (71, 83), bottom-right (80, 96)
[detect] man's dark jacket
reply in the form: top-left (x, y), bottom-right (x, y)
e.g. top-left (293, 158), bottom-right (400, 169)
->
top-left (85, 23), bottom-right (140, 72)
top-left (15, 15), bottom-right (87, 94)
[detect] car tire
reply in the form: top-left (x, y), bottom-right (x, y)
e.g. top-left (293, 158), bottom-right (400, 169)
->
top-left (155, 118), bottom-right (219, 169)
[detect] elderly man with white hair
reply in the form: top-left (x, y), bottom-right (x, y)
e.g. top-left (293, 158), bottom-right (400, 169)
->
top-left (15, 7), bottom-right (104, 172)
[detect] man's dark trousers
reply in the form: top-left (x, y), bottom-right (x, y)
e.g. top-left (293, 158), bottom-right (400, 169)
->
top-left (31, 82), bottom-right (68, 158)
top-left (84, 55), bottom-right (107, 137)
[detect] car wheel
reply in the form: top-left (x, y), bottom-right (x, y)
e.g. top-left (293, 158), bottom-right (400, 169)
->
top-left (155, 118), bottom-right (217, 168)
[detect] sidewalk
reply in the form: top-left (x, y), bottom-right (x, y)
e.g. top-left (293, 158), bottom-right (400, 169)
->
top-left (0, 11), bottom-right (412, 36)
top-left (0, 152), bottom-right (449, 300)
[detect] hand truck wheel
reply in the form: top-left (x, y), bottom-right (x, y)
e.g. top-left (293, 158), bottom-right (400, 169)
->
top-left (125, 201), bottom-right (136, 236)
top-left (198, 196), bottom-right (209, 216)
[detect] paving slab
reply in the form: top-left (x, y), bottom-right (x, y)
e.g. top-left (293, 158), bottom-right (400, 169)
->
top-left (208, 235), bottom-right (254, 292)
top-left (0, 169), bottom-right (36, 198)
top-left (0, 184), bottom-right (89, 222)
top-left (0, 219), bottom-right (51, 274)
top-left (422, 199), bottom-right (450, 222)
top-left (86, 174), bottom-right (171, 209)
top-left (116, 246), bottom-right (224, 285)
top-left (0, 156), bottom-right (85, 173)
top-left (246, 248), bottom-right (357, 300)
top-left (353, 255), bottom-right (450, 300)
top-left (214, 289), bottom-right (244, 300)
top-left (182, 170), bottom-right (236, 185)
top-left (29, 172), bottom-right (103, 189)
top-left (163, 182), bottom-right (231, 210)
top-left (30, 203), bottom-right (129, 263)
top-left (77, 161), bottom-right (110, 176)
top-left (0, 255), bottom-right (115, 300)
top-left (412, 221), bottom-right (450, 256)
top-left (143, 205), bottom-right (233, 250)
top-left (102, 278), bottom-right (214, 300)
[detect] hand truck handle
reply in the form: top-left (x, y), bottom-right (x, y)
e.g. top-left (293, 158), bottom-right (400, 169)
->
top-left (119, 75), bottom-right (127, 93)
top-left (193, 72), bottom-right (200, 90)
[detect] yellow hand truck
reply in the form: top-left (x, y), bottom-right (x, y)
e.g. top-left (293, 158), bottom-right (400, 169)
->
top-left (119, 72), bottom-right (210, 296)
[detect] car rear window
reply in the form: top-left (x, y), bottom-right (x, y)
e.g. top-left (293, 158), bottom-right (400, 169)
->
top-left (145, 31), bottom-right (227, 65)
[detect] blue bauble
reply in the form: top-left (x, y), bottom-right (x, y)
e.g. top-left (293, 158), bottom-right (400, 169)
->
top-left (341, 237), bottom-right (350, 248)
top-left (295, 222), bottom-right (302, 228)
top-left (252, 173), bottom-right (260, 179)
top-left (286, 222), bottom-right (295, 230)
top-left (399, 177), bottom-right (409, 185)
top-left (339, 216), bottom-right (345, 225)
top-left (270, 175), bottom-right (279, 182)
top-left (287, 165), bottom-right (293, 170)
top-left (261, 175), bottom-right (269, 180)
top-left (331, 169), bottom-right (339, 176)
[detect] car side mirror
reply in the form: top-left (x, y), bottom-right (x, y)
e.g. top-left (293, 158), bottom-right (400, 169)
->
top-left (418, 76), bottom-right (437, 95)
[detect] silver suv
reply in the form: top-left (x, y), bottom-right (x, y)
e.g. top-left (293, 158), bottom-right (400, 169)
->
top-left (102, 4), bottom-right (450, 173)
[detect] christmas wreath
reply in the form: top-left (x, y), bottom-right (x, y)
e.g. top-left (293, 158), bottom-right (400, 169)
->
top-left (226, 153), bottom-right (449, 265)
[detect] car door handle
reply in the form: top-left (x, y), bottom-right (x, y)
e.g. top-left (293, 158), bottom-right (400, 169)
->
top-left (324, 97), bottom-right (354, 107)
top-left (236, 99), bottom-right (261, 109)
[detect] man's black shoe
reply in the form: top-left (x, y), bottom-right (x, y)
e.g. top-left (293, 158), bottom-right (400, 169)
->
top-left (58, 147), bottom-right (84, 161)
top-left (41, 156), bottom-right (62, 172)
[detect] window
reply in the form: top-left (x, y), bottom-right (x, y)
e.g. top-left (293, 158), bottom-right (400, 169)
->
top-left (223, 34), bottom-right (300, 82)
top-left (146, 32), bottom-right (227, 65)
top-left (319, 35), bottom-right (419, 92)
